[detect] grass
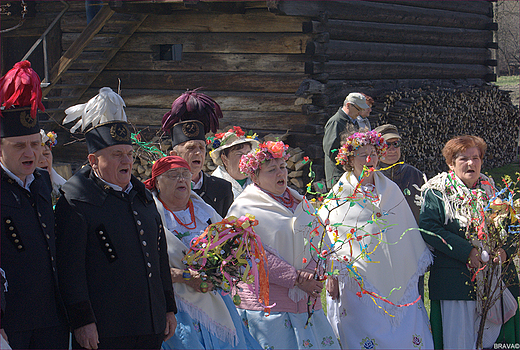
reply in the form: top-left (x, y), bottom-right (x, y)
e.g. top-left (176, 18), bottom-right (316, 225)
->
top-left (495, 75), bottom-right (520, 86)
top-left (484, 160), bottom-right (519, 184)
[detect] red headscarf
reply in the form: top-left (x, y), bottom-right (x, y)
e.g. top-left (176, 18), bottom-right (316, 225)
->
top-left (144, 156), bottom-right (191, 190)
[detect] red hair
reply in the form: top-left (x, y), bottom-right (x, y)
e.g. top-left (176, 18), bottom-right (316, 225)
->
top-left (442, 135), bottom-right (487, 166)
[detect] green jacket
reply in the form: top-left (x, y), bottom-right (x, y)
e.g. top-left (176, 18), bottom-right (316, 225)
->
top-left (420, 189), bottom-right (519, 300)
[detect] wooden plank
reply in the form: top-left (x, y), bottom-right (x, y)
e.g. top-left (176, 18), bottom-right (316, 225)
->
top-left (45, 6), bottom-right (115, 86)
top-left (103, 52), bottom-right (305, 73)
top-left (91, 71), bottom-right (306, 93)
top-left (95, 89), bottom-right (307, 112)
top-left (61, 11), bottom-right (151, 33)
top-left (36, 1), bottom-right (85, 13)
top-left (304, 19), bottom-right (493, 48)
top-left (311, 61), bottom-right (492, 81)
top-left (277, 1), bottom-right (492, 30)
top-left (365, 0), bottom-right (493, 16)
top-left (63, 32), bottom-right (310, 54)
top-left (121, 32), bottom-right (309, 54)
top-left (125, 108), bottom-right (314, 132)
top-left (136, 9), bottom-right (306, 33)
top-left (307, 40), bottom-right (491, 65)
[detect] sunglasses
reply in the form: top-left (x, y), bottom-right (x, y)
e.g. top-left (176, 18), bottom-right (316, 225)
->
top-left (387, 140), bottom-right (401, 148)
top-left (162, 170), bottom-right (192, 181)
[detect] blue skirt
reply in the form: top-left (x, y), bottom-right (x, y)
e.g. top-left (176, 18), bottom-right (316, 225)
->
top-left (162, 293), bottom-right (261, 350)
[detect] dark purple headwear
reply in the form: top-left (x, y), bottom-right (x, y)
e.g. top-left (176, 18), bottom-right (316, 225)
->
top-left (161, 88), bottom-right (223, 135)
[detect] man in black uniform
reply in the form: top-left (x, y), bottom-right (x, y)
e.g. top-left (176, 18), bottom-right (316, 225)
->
top-left (0, 61), bottom-right (69, 349)
top-left (161, 89), bottom-right (233, 217)
top-left (169, 120), bottom-right (233, 217)
top-left (55, 87), bottom-right (177, 349)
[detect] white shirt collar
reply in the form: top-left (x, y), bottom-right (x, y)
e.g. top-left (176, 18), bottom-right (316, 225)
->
top-left (191, 171), bottom-right (204, 190)
top-left (93, 170), bottom-right (133, 193)
top-left (1, 162), bottom-right (35, 190)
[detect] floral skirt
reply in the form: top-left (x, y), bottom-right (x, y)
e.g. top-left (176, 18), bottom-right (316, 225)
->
top-left (162, 293), bottom-right (261, 350)
top-left (237, 308), bottom-right (340, 350)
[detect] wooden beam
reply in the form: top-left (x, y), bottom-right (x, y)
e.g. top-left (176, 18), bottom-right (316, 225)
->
top-left (91, 71), bottom-right (306, 93)
top-left (278, 1), bottom-right (492, 30)
top-left (103, 52), bottom-right (305, 73)
top-left (307, 61), bottom-right (492, 81)
top-left (136, 9), bottom-right (306, 33)
top-left (124, 108), bottom-right (314, 132)
top-left (364, 0), bottom-right (493, 16)
top-left (62, 32), bottom-right (310, 54)
top-left (306, 40), bottom-right (492, 65)
top-left (303, 19), bottom-right (493, 48)
top-left (83, 88), bottom-right (306, 112)
top-left (45, 5), bottom-right (115, 86)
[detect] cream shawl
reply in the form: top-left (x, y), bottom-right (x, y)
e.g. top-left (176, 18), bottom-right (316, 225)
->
top-left (228, 184), bottom-right (320, 302)
top-left (319, 171), bottom-right (432, 309)
top-left (153, 192), bottom-right (239, 345)
top-left (212, 165), bottom-right (252, 200)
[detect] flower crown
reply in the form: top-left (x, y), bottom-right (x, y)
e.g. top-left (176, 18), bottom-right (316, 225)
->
top-left (41, 130), bottom-right (58, 148)
top-left (335, 130), bottom-right (387, 165)
top-left (239, 140), bottom-right (290, 176)
top-left (206, 126), bottom-right (258, 151)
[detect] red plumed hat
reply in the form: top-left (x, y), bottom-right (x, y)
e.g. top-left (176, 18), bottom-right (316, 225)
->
top-left (0, 60), bottom-right (45, 119)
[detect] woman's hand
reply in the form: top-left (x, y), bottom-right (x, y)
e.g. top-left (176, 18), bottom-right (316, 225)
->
top-left (170, 268), bottom-right (214, 293)
top-left (326, 276), bottom-right (339, 300)
top-left (493, 248), bottom-right (507, 264)
top-left (296, 268), bottom-right (323, 298)
top-left (468, 248), bottom-right (483, 269)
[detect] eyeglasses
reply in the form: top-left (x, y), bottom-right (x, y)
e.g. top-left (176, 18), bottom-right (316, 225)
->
top-left (162, 170), bottom-right (192, 181)
top-left (387, 140), bottom-right (401, 148)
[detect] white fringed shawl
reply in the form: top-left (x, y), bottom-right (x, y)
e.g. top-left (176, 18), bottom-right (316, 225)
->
top-left (153, 192), bottom-right (239, 345)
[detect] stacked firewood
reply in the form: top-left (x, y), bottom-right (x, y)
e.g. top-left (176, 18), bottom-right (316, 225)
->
top-left (132, 132), bottom-right (312, 194)
top-left (373, 85), bottom-right (518, 178)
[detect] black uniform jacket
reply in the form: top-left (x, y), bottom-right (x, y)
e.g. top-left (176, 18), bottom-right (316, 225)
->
top-left (193, 172), bottom-right (233, 218)
top-left (55, 166), bottom-right (176, 339)
top-left (1, 168), bottom-right (66, 333)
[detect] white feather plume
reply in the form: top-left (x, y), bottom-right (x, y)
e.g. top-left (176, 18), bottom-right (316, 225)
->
top-left (63, 87), bottom-right (127, 133)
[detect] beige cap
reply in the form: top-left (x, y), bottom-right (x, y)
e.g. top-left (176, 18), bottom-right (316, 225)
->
top-left (344, 92), bottom-right (370, 109)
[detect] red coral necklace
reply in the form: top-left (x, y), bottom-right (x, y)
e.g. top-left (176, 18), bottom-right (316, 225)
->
top-left (159, 197), bottom-right (196, 230)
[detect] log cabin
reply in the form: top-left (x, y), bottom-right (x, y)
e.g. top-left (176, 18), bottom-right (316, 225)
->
top-left (1, 0), bottom-right (516, 183)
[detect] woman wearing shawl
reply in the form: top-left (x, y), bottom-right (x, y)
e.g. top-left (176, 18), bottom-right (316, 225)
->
top-left (208, 126), bottom-right (259, 199)
top-left (320, 128), bottom-right (433, 349)
top-left (38, 129), bottom-right (66, 205)
top-left (227, 141), bottom-right (340, 350)
top-left (418, 135), bottom-right (519, 349)
top-left (144, 156), bottom-right (260, 350)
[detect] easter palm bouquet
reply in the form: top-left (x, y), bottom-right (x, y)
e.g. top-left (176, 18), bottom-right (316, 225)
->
top-left (182, 215), bottom-right (270, 308)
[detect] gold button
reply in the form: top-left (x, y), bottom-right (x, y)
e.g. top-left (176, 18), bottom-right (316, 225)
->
top-left (142, 241), bottom-right (147, 246)
top-left (133, 211), bottom-right (138, 216)
top-left (51, 256), bottom-right (54, 261)
top-left (6, 219), bottom-right (11, 224)
top-left (102, 236), bottom-right (106, 240)
top-left (9, 227), bottom-right (14, 231)
top-left (111, 255), bottom-right (115, 259)
top-left (147, 262), bottom-right (151, 267)
top-left (148, 273), bottom-right (152, 278)
top-left (99, 231), bottom-right (104, 235)
top-left (42, 223), bottom-right (47, 228)
top-left (159, 224), bottom-right (163, 229)
top-left (46, 234), bottom-right (50, 239)
top-left (38, 212), bottom-right (41, 217)
top-left (140, 230), bottom-right (144, 235)
top-left (11, 233), bottom-right (16, 237)
top-left (17, 245), bottom-right (23, 249)
top-left (145, 252), bottom-right (150, 257)
top-left (14, 239), bottom-right (19, 243)
top-left (105, 243), bottom-right (109, 247)
top-left (108, 248), bottom-right (112, 252)
top-left (137, 220), bottom-right (142, 226)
